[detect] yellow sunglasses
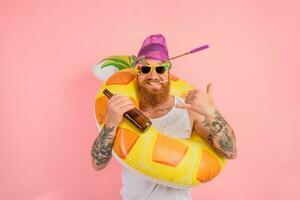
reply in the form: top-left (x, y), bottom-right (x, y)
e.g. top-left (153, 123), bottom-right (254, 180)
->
top-left (135, 62), bottom-right (172, 75)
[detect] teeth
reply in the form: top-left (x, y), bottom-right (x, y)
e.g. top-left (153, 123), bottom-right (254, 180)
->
top-left (148, 82), bottom-right (160, 86)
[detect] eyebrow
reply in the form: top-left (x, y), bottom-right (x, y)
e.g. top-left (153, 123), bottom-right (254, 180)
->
top-left (142, 61), bottom-right (165, 65)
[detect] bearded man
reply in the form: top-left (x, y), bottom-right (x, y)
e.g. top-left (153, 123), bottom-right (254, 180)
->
top-left (91, 34), bottom-right (237, 200)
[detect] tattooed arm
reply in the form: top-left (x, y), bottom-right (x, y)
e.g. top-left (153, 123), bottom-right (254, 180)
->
top-left (92, 93), bottom-right (135, 171)
top-left (91, 123), bottom-right (117, 171)
top-left (193, 109), bottom-right (238, 159)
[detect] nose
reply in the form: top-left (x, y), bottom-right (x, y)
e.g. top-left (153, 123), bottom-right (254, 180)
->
top-left (147, 68), bottom-right (159, 79)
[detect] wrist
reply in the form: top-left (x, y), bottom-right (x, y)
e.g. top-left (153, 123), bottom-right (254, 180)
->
top-left (105, 118), bottom-right (119, 128)
top-left (203, 107), bottom-right (217, 117)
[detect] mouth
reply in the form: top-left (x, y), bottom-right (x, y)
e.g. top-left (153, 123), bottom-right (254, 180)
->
top-left (146, 81), bottom-right (161, 86)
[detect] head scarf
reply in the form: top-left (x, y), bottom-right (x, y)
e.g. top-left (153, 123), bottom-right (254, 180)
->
top-left (137, 34), bottom-right (169, 62)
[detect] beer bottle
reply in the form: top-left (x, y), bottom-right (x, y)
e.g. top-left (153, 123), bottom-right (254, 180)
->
top-left (103, 89), bottom-right (152, 133)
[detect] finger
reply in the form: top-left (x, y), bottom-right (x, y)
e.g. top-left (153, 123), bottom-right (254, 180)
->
top-left (186, 91), bottom-right (199, 100)
top-left (175, 103), bottom-right (194, 110)
top-left (118, 97), bottom-right (135, 107)
top-left (187, 89), bottom-right (205, 98)
top-left (207, 83), bottom-right (213, 95)
top-left (185, 99), bottom-right (197, 106)
top-left (110, 95), bottom-right (131, 105)
top-left (119, 102), bottom-right (135, 111)
top-left (187, 89), bottom-right (199, 96)
top-left (185, 94), bottom-right (197, 102)
top-left (120, 104), bottom-right (136, 114)
top-left (116, 98), bottom-right (134, 108)
top-left (109, 94), bottom-right (123, 103)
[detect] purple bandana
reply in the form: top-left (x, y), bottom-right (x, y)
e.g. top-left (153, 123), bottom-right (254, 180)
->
top-left (137, 34), bottom-right (169, 62)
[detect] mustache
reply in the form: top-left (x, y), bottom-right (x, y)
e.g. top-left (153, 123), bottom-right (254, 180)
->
top-left (158, 80), bottom-right (168, 83)
top-left (143, 78), bottom-right (168, 84)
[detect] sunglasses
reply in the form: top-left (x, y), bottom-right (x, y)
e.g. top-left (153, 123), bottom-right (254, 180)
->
top-left (135, 62), bottom-right (172, 75)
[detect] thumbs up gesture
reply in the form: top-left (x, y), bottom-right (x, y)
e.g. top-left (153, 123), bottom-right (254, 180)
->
top-left (176, 83), bottom-right (216, 116)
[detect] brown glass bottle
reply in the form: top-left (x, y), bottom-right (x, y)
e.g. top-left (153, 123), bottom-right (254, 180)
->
top-left (103, 89), bottom-right (152, 133)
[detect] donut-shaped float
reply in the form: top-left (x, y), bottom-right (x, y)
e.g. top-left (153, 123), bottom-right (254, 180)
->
top-left (94, 56), bottom-right (227, 188)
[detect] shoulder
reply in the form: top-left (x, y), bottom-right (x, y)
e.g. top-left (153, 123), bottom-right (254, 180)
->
top-left (174, 95), bottom-right (184, 103)
top-left (188, 110), bottom-right (205, 127)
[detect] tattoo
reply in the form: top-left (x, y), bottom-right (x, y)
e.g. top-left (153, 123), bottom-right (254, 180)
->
top-left (219, 127), bottom-right (233, 151)
top-left (91, 125), bottom-right (115, 166)
top-left (142, 105), bottom-right (173, 115)
top-left (157, 106), bottom-right (173, 113)
top-left (203, 110), bottom-right (237, 158)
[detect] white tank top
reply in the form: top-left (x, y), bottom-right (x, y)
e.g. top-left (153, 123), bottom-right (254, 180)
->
top-left (120, 96), bottom-right (192, 200)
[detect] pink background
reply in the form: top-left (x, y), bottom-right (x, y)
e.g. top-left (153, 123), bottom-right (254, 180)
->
top-left (1, 0), bottom-right (299, 199)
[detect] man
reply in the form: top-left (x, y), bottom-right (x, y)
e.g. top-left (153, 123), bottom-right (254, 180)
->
top-left (91, 34), bottom-right (238, 200)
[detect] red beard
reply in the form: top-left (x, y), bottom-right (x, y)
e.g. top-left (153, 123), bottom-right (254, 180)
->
top-left (137, 77), bottom-right (170, 110)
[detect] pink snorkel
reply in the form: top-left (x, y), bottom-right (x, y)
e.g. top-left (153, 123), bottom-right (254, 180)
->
top-left (168, 44), bottom-right (209, 61)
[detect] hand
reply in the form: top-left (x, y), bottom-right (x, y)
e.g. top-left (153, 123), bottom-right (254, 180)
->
top-left (106, 94), bottom-right (135, 127)
top-left (176, 83), bottom-right (216, 116)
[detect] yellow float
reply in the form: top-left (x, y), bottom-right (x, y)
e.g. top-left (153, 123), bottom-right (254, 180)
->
top-left (94, 55), bottom-right (227, 189)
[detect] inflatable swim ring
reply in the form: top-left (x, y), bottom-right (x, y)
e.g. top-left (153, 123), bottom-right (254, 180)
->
top-left (94, 56), bottom-right (227, 188)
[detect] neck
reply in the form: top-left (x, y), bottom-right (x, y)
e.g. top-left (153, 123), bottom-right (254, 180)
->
top-left (140, 95), bottom-right (174, 112)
